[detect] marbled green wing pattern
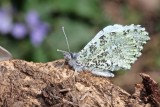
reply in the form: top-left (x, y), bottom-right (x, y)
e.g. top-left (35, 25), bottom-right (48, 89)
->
top-left (76, 24), bottom-right (150, 76)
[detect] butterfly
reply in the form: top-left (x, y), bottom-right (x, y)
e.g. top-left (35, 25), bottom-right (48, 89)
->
top-left (0, 46), bottom-right (12, 61)
top-left (58, 24), bottom-right (150, 77)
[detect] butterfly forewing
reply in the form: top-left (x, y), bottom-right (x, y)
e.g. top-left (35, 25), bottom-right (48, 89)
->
top-left (76, 24), bottom-right (150, 72)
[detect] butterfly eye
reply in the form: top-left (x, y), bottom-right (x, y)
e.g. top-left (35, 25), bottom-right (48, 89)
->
top-left (70, 53), bottom-right (78, 59)
top-left (0, 46), bottom-right (12, 61)
top-left (70, 53), bottom-right (74, 59)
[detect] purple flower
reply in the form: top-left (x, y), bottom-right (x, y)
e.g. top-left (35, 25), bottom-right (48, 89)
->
top-left (0, 8), bottom-right (13, 34)
top-left (30, 23), bottom-right (48, 47)
top-left (25, 10), bottom-right (40, 28)
top-left (24, 10), bottom-right (49, 46)
top-left (11, 23), bottom-right (27, 39)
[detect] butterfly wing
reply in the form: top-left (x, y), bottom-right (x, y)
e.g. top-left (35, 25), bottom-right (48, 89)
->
top-left (0, 46), bottom-right (12, 61)
top-left (76, 24), bottom-right (150, 73)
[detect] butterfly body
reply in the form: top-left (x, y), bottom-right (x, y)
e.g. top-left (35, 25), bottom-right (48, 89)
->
top-left (59, 24), bottom-right (150, 77)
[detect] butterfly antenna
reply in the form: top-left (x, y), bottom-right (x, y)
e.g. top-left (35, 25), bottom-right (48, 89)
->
top-left (57, 49), bottom-right (68, 53)
top-left (62, 26), bottom-right (71, 52)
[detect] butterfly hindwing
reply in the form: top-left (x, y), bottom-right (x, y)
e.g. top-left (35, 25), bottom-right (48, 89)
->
top-left (76, 24), bottom-right (150, 73)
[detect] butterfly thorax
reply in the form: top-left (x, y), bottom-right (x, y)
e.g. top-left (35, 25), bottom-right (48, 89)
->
top-left (63, 52), bottom-right (84, 72)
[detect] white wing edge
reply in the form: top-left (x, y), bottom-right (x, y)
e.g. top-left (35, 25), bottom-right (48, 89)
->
top-left (0, 46), bottom-right (12, 61)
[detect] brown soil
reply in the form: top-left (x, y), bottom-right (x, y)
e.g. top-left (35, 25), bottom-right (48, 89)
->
top-left (0, 59), bottom-right (159, 107)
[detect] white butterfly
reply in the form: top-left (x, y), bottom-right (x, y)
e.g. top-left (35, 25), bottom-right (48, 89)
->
top-left (0, 46), bottom-right (12, 61)
top-left (58, 24), bottom-right (150, 77)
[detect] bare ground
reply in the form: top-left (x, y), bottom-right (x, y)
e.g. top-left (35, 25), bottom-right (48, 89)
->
top-left (0, 59), bottom-right (159, 107)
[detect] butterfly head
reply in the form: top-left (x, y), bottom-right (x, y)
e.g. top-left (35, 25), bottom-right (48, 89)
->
top-left (57, 49), bottom-right (82, 71)
top-left (57, 49), bottom-right (78, 61)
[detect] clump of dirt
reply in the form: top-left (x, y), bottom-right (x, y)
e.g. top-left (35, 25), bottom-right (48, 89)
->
top-left (0, 59), bottom-right (159, 106)
top-left (130, 73), bottom-right (160, 106)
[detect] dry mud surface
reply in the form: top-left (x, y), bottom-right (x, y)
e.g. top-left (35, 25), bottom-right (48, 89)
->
top-left (0, 59), bottom-right (159, 107)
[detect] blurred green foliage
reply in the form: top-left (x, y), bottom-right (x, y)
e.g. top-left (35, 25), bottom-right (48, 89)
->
top-left (0, 0), bottom-right (109, 62)
top-left (0, 0), bottom-right (160, 70)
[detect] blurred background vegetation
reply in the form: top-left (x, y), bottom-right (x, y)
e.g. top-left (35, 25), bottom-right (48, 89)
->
top-left (0, 0), bottom-right (160, 93)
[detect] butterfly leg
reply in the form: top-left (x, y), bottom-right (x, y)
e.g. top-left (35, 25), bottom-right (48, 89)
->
top-left (91, 70), bottom-right (114, 77)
